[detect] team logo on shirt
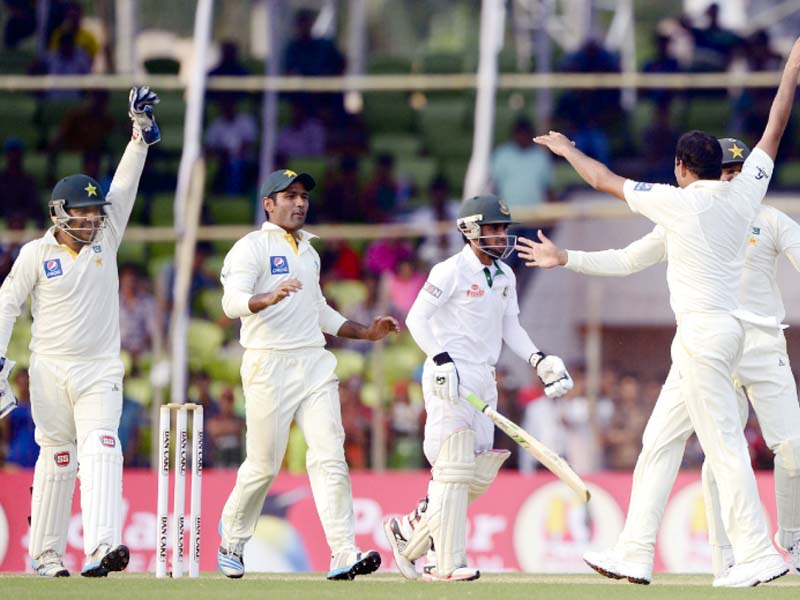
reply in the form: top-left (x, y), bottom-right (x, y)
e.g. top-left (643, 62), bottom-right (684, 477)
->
top-left (749, 226), bottom-right (761, 246)
top-left (270, 256), bottom-right (289, 274)
top-left (43, 258), bottom-right (63, 279)
top-left (467, 284), bottom-right (485, 298)
top-left (423, 281), bottom-right (442, 299)
top-left (92, 245), bottom-right (102, 253)
top-left (634, 182), bottom-right (654, 191)
top-left (755, 166), bottom-right (770, 180)
top-left (54, 452), bottom-right (70, 467)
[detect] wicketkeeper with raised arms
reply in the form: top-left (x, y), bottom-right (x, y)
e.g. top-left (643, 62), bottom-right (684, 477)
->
top-left (0, 87), bottom-right (160, 576)
top-left (383, 194), bottom-right (573, 581)
top-left (216, 168), bottom-right (399, 580)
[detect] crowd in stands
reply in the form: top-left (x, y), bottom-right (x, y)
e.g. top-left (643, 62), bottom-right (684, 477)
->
top-left (0, 3), bottom-right (794, 473)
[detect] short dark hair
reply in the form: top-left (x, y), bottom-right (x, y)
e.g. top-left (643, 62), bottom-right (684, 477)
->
top-left (675, 130), bottom-right (722, 180)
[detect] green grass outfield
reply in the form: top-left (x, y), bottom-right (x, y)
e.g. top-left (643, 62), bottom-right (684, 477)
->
top-left (1, 573), bottom-right (799, 599)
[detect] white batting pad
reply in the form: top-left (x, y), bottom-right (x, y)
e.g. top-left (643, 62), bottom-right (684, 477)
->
top-left (79, 430), bottom-right (123, 556)
top-left (469, 449), bottom-right (510, 503)
top-left (29, 443), bottom-right (78, 560)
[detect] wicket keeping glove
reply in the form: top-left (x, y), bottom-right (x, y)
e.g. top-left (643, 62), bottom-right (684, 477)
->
top-left (530, 352), bottom-right (573, 398)
top-left (129, 86), bottom-right (161, 145)
top-left (432, 352), bottom-right (460, 404)
top-left (0, 357), bottom-right (18, 419)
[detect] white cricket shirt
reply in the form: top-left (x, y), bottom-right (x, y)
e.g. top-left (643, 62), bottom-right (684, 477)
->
top-left (0, 140), bottom-right (148, 358)
top-left (410, 244), bottom-right (519, 366)
top-left (220, 221), bottom-right (346, 350)
top-left (622, 148), bottom-right (773, 318)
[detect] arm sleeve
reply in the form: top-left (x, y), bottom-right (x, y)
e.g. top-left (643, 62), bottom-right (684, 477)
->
top-left (417, 261), bottom-right (456, 308)
top-left (104, 139), bottom-right (149, 248)
top-left (565, 226), bottom-right (667, 276)
top-left (774, 208), bottom-right (800, 272)
top-left (0, 242), bottom-right (38, 356)
top-left (730, 148), bottom-right (774, 217)
top-left (220, 238), bottom-right (258, 319)
top-left (502, 315), bottom-right (539, 362)
top-left (623, 180), bottom-right (689, 229)
top-left (405, 295), bottom-right (444, 357)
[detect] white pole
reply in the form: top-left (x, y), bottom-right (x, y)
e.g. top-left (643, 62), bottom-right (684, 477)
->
top-left (189, 405), bottom-right (204, 578)
top-left (170, 0), bottom-right (214, 409)
top-left (257, 0), bottom-right (283, 224)
top-left (464, 0), bottom-right (506, 198)
top-left (156, 406), bottom-right (171, 578)
top-left (114, 0), bottom-right (139, 75)
top-left (172, 407), bottom-right (188, 578)
top-left (345, 0), bottom-right (367, 114)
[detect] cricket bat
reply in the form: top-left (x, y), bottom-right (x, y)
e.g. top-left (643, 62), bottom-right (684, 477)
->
top-left (466, 392), bottom-right (591, 502)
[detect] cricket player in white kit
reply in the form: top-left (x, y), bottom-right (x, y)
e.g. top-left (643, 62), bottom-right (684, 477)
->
top-left (217, 168), bottom-right (399, 580)
top-left (382, 195), bottom-right (573, 581)
top-left (518, 137), bottom-right (800, 583)
top-left (0, 87), bottom-right (160, 577)
top-left (530, 38), bottom-right (800, 587)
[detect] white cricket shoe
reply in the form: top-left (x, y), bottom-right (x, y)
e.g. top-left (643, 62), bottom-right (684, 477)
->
top-left (775, 530), bottom-right (800, 573)
top-left (383, 517), bottom-right (419, 579)
top-left (327, 549), bottom-right (381, 580)
top-left (583, 548), bottom-right (652, 585)
top-left (421, 564), bottom-right (479, 582)
top-left (81, 544), bottom-right (130, 577)
top-left (710, 545), bottom-right (735, 579)
top-left (712, 554), bottom-right (788, 588)
top-left (33, 550), bottom-right (69, 577)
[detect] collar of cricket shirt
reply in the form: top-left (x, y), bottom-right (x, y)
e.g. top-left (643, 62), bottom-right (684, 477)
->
top-left (260, 221), bottom-right (319, 243)
top-left (685, 179), bottom-right (727, 191)
top-left (460, 243), bottom-right (505, 280)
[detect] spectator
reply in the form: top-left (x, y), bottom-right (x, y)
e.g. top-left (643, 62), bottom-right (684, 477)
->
top-left (189, 371), bottom-right (221, 468)
top-left (560, 368), bottom-right (614, 473)
top-left (679, 3), bottom-right (744, 72)
top-left (325, 112), bottom-right (369, 158)
top-left (490, 117), bottom-right (555, 209)
top-left (520, 380), bottom-right (565, 474)
top-left (363, 153), bottom-right (399, 223)
top-left (119, 263), bottom-right (160, 371)
top-left (204, 96), bottom-right (258, 195)
top-left (48, 1), bottom-right (99, 62)
top-left (408, 175), bottom-right (462, 268)
top-left (207, 40), bottom-right (251, 104)
top-left (118, 395), bottom-right (145, 467)
top-left (1, 369), bottom-right (37, 467)
top-left (206, 386), bottom-right (245, 467)
top-left (0, 137), bottom-right (43, 226)
top-left (320, 239), bottom-right (362, 281)
top-left (160, 242), bottom-right (217, 321)
top-left (364, 237), bottom-right (414, 276)
top-left (282, 8), bottom-right (346, 118)
top-left (339, 377), bottom-right (371, 468)
top-left (642, 33), bottom-right (683, 107)
top-left (81, 150), bottom-right (113, 193)
top-left (602, 374), bottom-right (648, 470)
top-left (320, 155), bottom-right (365, 222)
top-left (276, 103), bottom-right (326, 158)
top-left (44, 32), bottom-right (92, 99)
top-left (384, 257), bottom-right (425, 318)
top-left (388, 381), bottom-right (423, 468)
top-left (4, 0), bottom-right (36, 49)
top-left (639, 98), bottom-right (681, 184)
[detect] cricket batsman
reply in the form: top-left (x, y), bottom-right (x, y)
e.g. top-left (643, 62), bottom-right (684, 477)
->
top-left (383, 195), bottom-right (573, 581)
top-left (517, 137), bottom-right (800, 582)
top-left (216, 168), bottom-right (400, 580)
top-left (0, 87), bottom-right (160, 576)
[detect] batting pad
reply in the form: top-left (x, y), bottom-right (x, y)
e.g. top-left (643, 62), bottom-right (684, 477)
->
top-left (469, 449), bottom-right (510, 503)
top-left (29, 443), bottom-right (78, 560)
top-left (775, 438), bottom-right (800, 548)
top-left (79, 430), bottom-right (123, 555)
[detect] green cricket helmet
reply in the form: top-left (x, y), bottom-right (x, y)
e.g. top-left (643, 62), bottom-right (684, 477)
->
top-left (456, 194), bottom-right (519, 260)
top-left (719, 137), bottom-right (750, 167)
top-left (49, 174), bottom-right (109, 243)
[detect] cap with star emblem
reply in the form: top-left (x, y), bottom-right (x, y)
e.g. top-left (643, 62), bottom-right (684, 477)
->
top-left (260, 168), bottom-right (316, 198)
top-left (719, 137), bottom-right (751, 167)
top-left (50, 174), bottom-right (109, 209)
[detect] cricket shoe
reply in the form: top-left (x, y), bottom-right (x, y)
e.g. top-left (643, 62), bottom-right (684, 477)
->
top-left (775, 530), bottom-right (800, 573)
top-left (712, 554), bottom-right (788, 587)
top-left (217, 544), bottom-right (245, 578)
top-left (583, 548), bottom-right (652, 585)
top-left (710, 545), bottom-right (735, 580)
top-left (33, 550), bottom-right (69, 577)
top-left (383, 517), bottom-right (419, 580)
top-left (421, 564), bottom-right (479, 581)
top-left (327, 549), bottom-right (381, 580)
top-left (81, 544), bottom-right (130, 577)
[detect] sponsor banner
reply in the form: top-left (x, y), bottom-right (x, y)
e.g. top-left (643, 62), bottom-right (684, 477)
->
top-left (0, 470), bottom-right (781, 573)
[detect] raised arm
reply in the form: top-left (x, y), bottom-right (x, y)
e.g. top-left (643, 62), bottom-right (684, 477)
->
top-left (533, 131), bottom-right (627, 201)
top-left (755, 37), bottom-right (800, 160)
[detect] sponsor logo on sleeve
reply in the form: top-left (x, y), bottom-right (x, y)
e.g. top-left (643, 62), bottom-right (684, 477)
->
top-left (633, 182), bottom-right (654, 192)
top-left (54, 451), bottom-right (71, 466)
top-left (755, 166), bottom-right (770, 180)
top-left (43, 258), bottom-right (63, 279)
top-left (423, 281), bottom-right (442, 298)
top-left (101, 435), bottom-right (116, 448)
top-left (270, 256), bottom-right (289, 275)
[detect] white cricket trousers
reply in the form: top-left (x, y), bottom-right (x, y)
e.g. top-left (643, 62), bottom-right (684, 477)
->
top-left (220, 347), bottom-right (357, 555)
top-left (616, 315), bottom-right (778, 565)
top-left (421, 359), bottom-right (496, 465)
